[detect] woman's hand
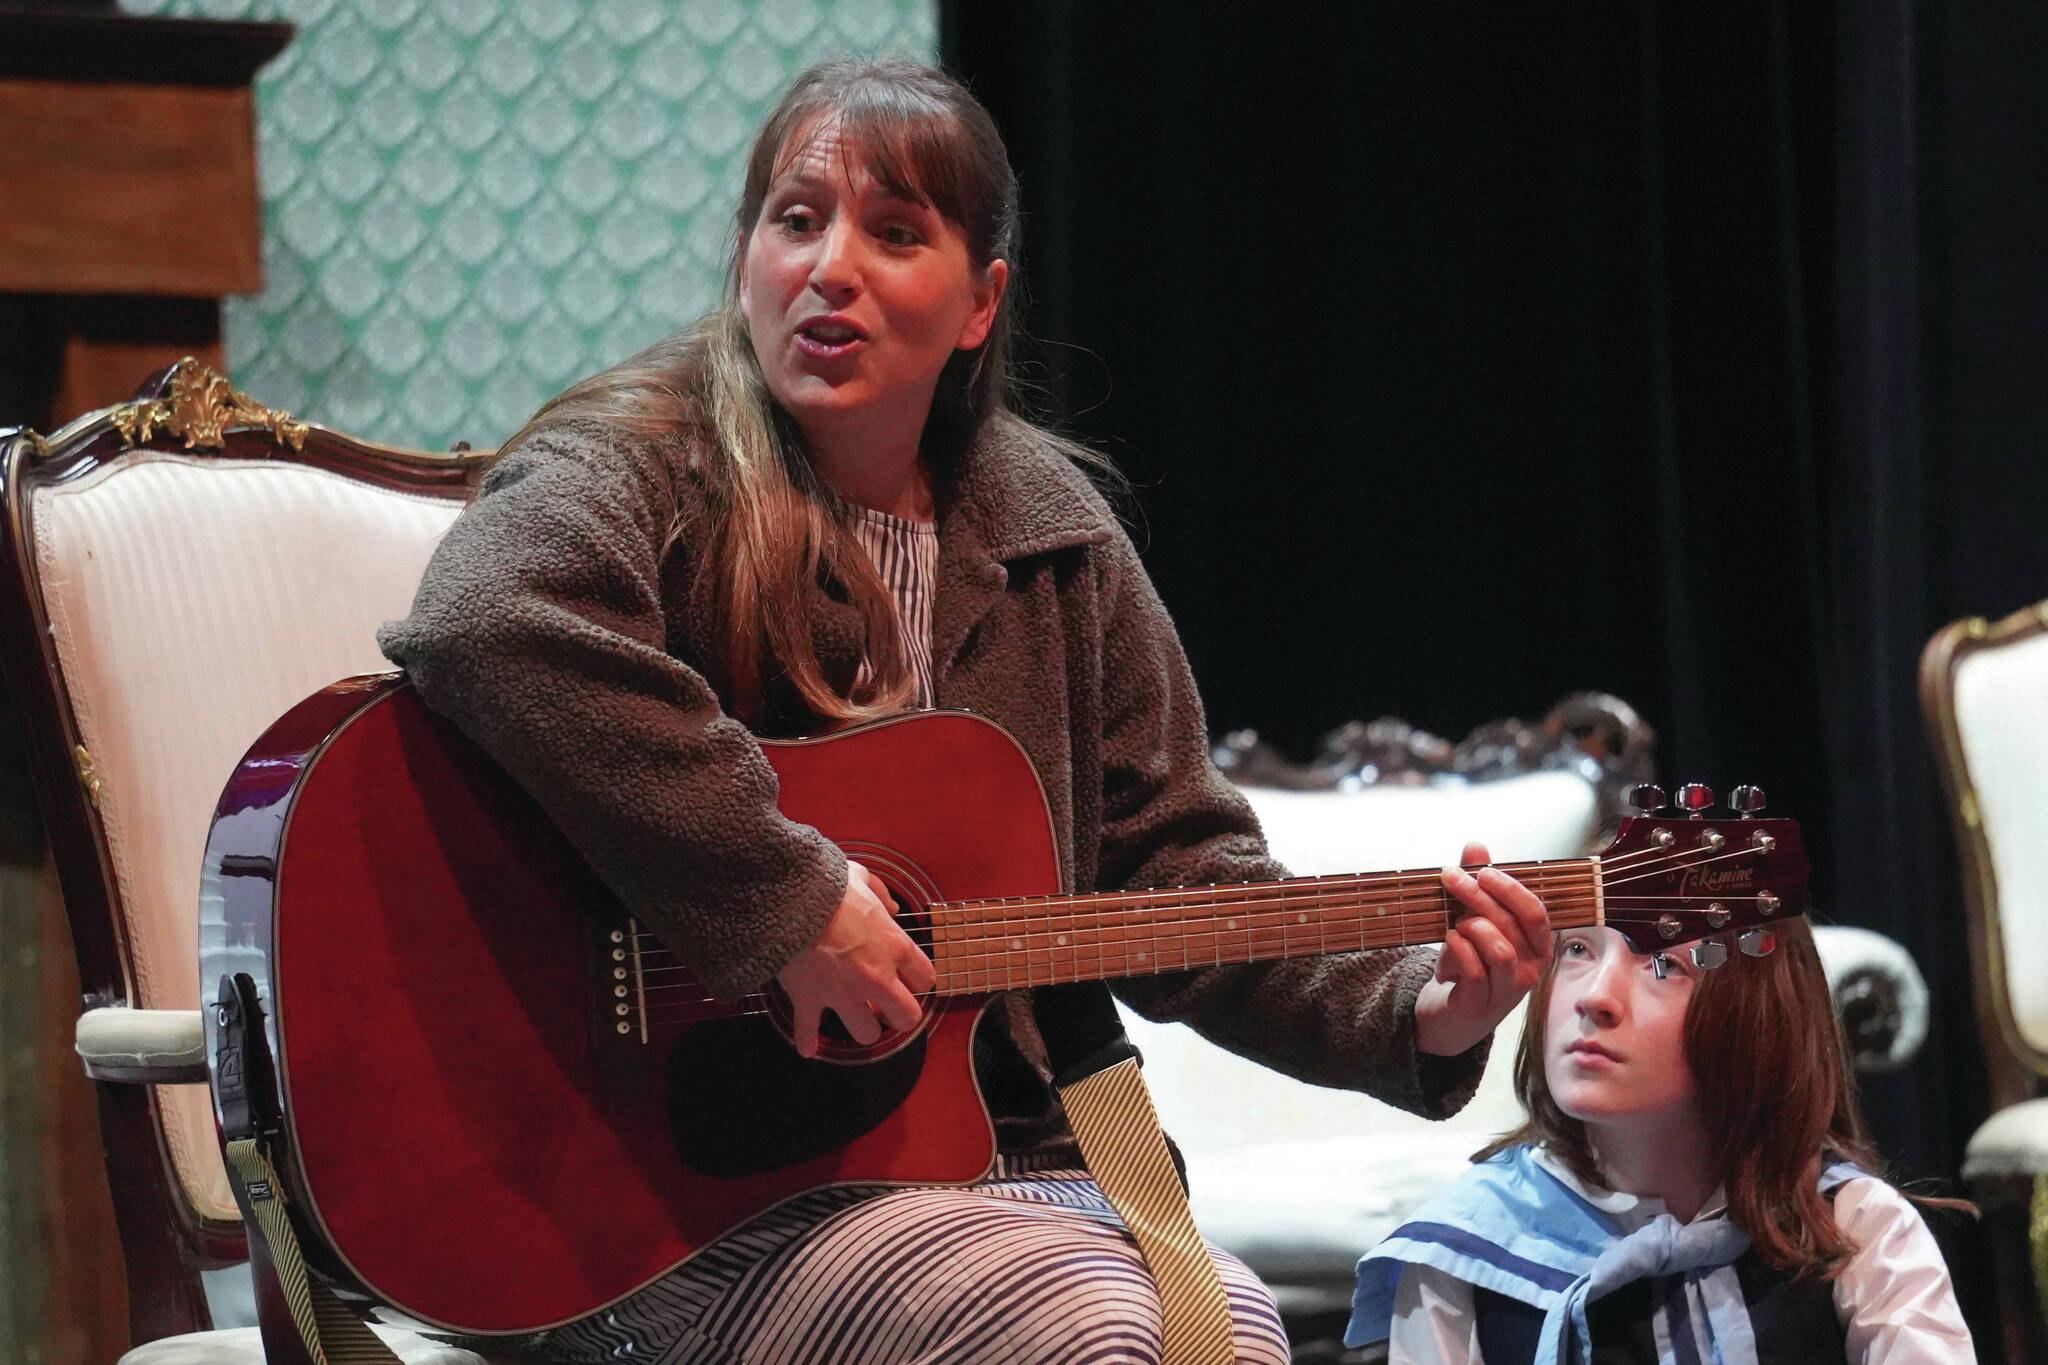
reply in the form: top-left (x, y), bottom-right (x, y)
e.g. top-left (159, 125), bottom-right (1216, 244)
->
top-left (1413, 841), bottom-right (1552, 1057)
top-left (774, 859), bottom-right (937, 1058)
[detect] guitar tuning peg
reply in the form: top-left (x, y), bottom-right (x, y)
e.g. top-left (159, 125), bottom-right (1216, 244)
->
top-left (1676, 783), bottom-right (1715, 817)
top-left (1738, 927), bottom-right (1777, 958)
top-left (1627, 783), bottom-right (1668, 813)
top-left (1729, 784), bottom-right (1767, 817)
top-left (1688, 939), bottom-right (1729, 970)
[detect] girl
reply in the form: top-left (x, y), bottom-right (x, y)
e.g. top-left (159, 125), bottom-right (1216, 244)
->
top-left (1347, 918), bottom-right (1973, 1364)
top-left (381, 56), bottom-right (1553, 1365)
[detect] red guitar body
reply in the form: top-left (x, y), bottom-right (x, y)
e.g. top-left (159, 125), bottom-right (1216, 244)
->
top-left (204, 674), bottom-right (1056, 1336)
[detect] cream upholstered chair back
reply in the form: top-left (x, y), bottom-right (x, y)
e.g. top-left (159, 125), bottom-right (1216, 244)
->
top-left (0, 360), bottom-right (488, 1347)
top-left (1922, 599), bottom-right (2048, 1109)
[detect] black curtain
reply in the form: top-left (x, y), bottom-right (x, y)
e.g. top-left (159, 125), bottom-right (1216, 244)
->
top-left (943, 0), bottom-right (2048, 1334)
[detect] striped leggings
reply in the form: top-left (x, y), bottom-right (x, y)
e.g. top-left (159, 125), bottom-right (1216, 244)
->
top-left (537, 1163), bottom-right (1290, 1365)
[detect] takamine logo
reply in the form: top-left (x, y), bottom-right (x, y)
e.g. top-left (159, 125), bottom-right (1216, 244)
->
top-left (1679, 866), bottom-right (1755, 896)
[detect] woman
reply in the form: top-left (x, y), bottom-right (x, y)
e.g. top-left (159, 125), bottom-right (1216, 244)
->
top-left (382, 56), bottom-right (1551, 1364)
top-left (1348, 919), bottom-right (1973, 1364)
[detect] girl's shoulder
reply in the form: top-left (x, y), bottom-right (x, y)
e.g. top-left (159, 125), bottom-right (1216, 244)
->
top-left (1828, 1176), bottom-right (1975, 1360)
top-left (1830, 1172), bottom-right (1936, 1241)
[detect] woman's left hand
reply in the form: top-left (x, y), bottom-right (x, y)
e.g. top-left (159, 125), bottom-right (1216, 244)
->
top-left (1413, 841), bottom-right (1552, 1057)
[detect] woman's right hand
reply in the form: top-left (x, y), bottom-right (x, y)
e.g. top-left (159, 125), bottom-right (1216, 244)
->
top-left (774, 859), bottom-right (936, 1058)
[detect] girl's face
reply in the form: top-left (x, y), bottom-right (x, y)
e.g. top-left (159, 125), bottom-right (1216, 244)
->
top-left (738, 116), bottom-right (1006, 455)
top-left (1543, 926), bottom-right (1700, 1129)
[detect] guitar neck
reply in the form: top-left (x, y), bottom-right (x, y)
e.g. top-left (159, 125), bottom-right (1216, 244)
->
top-left (928, 858), bottom-right (1603, 993)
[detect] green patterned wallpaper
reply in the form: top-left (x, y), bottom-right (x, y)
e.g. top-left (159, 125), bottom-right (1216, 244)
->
top-left (122, 0), bottom-right (937, 450)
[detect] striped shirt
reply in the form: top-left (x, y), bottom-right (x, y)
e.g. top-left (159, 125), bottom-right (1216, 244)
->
top-left (846, 504), bottom-right (938, 708)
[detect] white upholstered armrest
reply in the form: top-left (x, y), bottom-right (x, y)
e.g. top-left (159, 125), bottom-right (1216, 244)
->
top-left (1963, 1098), bottom-right (2048, 1181)
top-left (118, 1323), bottom-right (510, 1364)
top-left (75, 1006), bottom-right (208, 1084)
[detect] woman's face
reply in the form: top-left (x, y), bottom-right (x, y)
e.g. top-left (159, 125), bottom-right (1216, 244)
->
top-left (738, 117), bottom-right (1006, 455)
top-left (1543, 926), bottom-right (1700, 1129)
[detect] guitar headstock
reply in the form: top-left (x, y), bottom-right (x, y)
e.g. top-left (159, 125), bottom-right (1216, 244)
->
top-left (1595, 784), bottom-right (1809, 963)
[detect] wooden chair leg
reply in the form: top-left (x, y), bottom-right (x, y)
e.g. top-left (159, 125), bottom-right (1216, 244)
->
top-left (1975, 1175), bottom-right (2048, 1365)
top-left (92, 1080), bottom-right (212, 1345)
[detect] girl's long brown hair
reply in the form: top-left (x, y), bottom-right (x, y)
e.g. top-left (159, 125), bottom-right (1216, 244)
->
top-left (499, 57), bottom-right (1071, 726)
top-left (1479, 918), bottom-right (1959, 1280)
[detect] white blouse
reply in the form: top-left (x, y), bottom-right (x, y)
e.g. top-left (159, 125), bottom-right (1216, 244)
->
top-left (1385, 1148), bottom-right (1974, 1365)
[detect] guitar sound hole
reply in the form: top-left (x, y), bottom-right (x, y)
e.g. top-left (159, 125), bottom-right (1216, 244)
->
top-left (666, 1014), bottom-right (927, 1179)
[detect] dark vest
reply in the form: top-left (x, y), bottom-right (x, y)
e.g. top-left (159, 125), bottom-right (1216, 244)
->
top-left (1473, 1245), bottom-right (1847, 1365)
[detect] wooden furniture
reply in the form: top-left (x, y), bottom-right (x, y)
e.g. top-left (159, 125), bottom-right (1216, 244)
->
top-left (1922, 597), bottom-right (2048, 1365)
top-left (0, 360), bottom-right (493, 1360)
top-left (0, 2), bottom-right (291, 430)
top-left (0, 12), bottom-right (292, 1356)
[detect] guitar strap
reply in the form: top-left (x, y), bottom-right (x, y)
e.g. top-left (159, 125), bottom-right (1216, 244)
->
top-left (216, 974), bottom-right (404, 1365)
top-left (1038, 981), bottom-right (1237, 1365)
top-left (224, 1138), bottom-right (405, 1365)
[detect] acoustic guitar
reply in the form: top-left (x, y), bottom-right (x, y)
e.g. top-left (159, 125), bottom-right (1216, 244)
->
top-left (201, 672), bottom-right (1808, 1336)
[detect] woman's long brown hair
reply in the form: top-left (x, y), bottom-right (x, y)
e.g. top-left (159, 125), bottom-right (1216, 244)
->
top-left (498, 58), bottom-right (1088, 726)
top-left (1478, 918), bottom-right (1961, 1280)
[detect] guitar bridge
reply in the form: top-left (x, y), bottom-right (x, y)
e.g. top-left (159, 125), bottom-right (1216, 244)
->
top-left (584, 907), bottom-right (655, 1107)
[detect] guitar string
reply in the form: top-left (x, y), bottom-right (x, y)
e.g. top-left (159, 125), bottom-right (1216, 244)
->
top-left (909, 842), bottom-right (1671, 921)
top-left (622, 875), bottom-right (1603, 968)
top-left (623, 891), bottom-right (1788, 1024)
top-left (930, 846), bottom-right (1663, 918)
top-left (621, 867), bottom-right (1765, 973)
top-left (619, 847), bottom-right (1773, 977)
top-left (624, 896), bottom-right (1779, 1014)
top-left (624, 898), bottom-right (1747, 997)
top-left (861, 859), bottom-right (1599, 932)
top-left (622, 891), bottom-right (1778, 1027)
top-left (618, 868), bottom-right (1600, 958)
top-left (924, 842), bottom-right (1778, 938)
top-left (901, 839), bottom-right (1770, 926)
top-left (613, 837), bottom-right (1770, 969)
top-left (612, 842), bottom-right (1791, 1018)
top-left (628, 896), bottom-right (1796, 1029)
top-left (844, 843), bottom-right (1768, 951)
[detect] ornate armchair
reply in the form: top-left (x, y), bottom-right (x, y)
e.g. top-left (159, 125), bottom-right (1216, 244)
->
top-left (1922, 597), bottom-right (2048, 1365)
top-left (0, 361), bottom-right (500, 1361)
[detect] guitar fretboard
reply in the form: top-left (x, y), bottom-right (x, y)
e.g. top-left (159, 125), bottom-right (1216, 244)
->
top-left (927, 859), bottom-right (1602, 993)
top-left (621, 858), bottom-right (1607, 1028)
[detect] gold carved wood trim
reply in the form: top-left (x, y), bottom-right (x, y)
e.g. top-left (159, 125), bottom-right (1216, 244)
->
top-left (71, 746), bottom-right (103, 811)
top-left (105, 359), bottom-right (308, 453)
top-left (24, 359), bottom-right (496, 499)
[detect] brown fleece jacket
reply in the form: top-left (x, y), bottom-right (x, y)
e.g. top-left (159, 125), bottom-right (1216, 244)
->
top-left (377, 412), bottom-right (1485, 1154)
